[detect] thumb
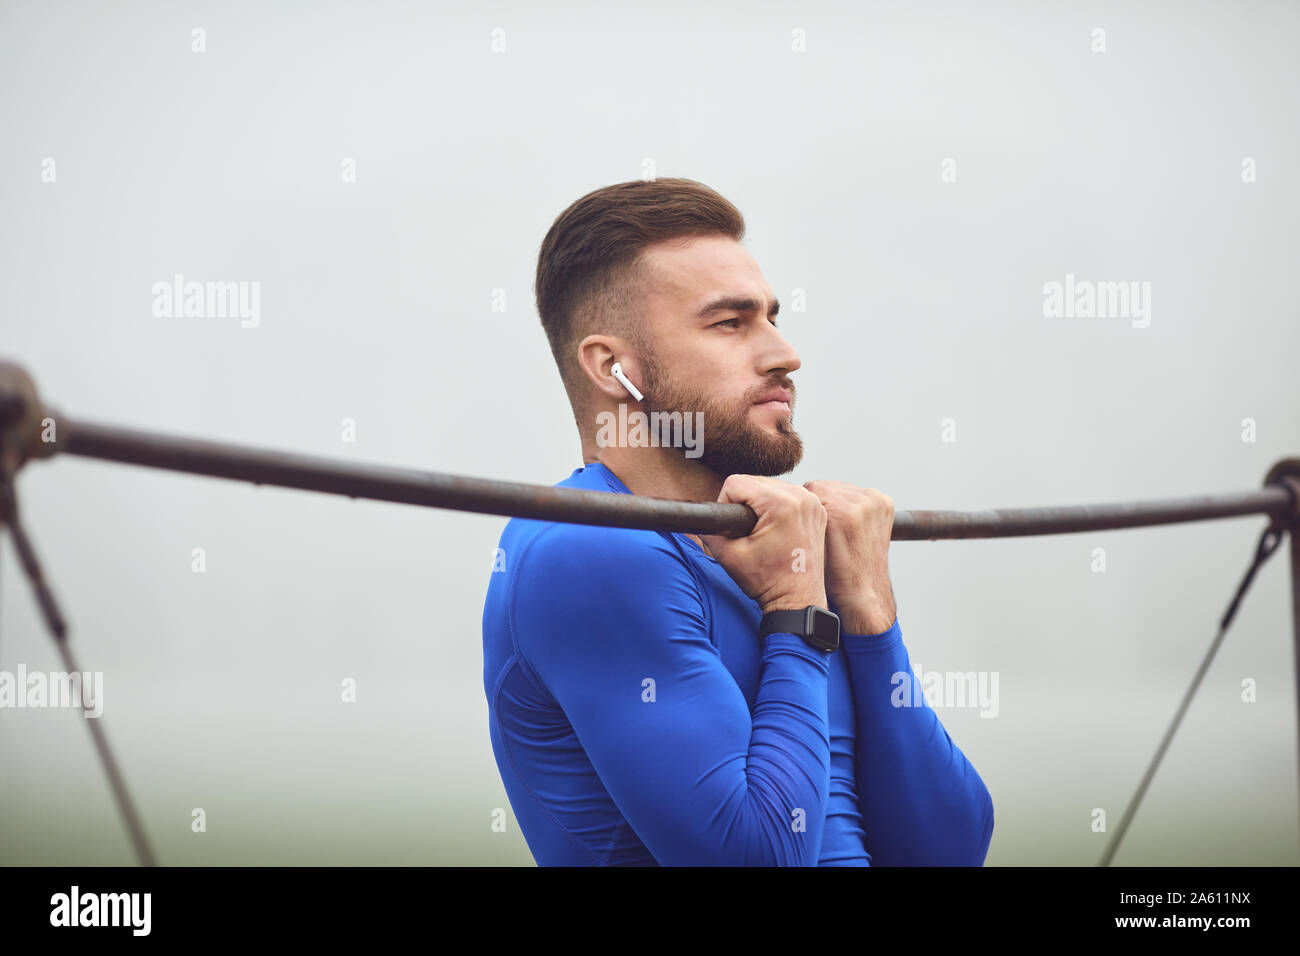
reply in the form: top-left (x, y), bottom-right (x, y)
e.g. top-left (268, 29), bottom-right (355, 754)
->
top-left (697, 531), bottom-right (722, 559)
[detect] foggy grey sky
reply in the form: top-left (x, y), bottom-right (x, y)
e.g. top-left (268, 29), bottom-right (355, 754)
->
top-left (1, 0), bottom-right (1297, 865)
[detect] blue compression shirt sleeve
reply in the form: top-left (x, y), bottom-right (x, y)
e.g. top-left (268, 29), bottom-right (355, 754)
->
top-left (841, 617), bottom-right (995, 865)
top-left (512, 525), bottom-right (833, 866)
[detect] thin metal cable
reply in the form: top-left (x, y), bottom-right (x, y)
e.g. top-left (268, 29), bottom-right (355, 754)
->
top-left (1099, 519), bottom-right (1287, 866)
top-left (0, 457), bottom-right (157, 867)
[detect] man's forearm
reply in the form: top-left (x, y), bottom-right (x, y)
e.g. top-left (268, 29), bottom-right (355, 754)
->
top-left (840, 617), bottom-right (994, 865)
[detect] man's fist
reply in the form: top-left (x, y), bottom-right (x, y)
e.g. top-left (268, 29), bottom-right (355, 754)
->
top-left (699, 475), bottom-right (829, 615)
top-left (801, 480), bottom-right (897, 635)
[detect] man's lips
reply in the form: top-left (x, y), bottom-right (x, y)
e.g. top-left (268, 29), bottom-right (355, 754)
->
top-left (753, 388), bottom-right (793, 405)
top-left (753, 387), bottom-right (793, 416)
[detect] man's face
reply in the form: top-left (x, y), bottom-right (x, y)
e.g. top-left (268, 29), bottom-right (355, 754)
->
top-left (635, 235), bottom-right (803, 478)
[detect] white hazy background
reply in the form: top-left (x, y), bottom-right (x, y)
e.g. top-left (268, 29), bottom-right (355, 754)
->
top-left (1, 1), bottom-right (1297, 866)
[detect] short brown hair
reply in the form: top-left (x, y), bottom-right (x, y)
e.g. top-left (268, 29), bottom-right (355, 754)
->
top-left (535, 178), bottom-right (746, 411)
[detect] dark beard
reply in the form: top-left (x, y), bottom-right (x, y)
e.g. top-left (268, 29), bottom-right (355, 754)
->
top-left (639, 354), bottom-right (803, 477)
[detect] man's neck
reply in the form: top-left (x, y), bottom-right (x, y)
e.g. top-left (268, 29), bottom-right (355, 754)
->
top-left (581, 447), bottom-right (723, 554)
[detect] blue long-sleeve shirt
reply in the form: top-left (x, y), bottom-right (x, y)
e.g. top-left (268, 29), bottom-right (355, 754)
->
top-left (481, 461), bottom-right (994, 866)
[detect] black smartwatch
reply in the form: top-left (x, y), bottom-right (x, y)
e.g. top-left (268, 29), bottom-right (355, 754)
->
top-left (758, 606), bottom-right (840, 653)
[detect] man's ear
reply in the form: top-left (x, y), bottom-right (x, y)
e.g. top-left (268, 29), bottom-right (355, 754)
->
top-left (577, 334), bottom-right (637, 402)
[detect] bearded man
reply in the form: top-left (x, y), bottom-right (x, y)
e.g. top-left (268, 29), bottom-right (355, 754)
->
top-left (481, 178), bottom-right (994, 867)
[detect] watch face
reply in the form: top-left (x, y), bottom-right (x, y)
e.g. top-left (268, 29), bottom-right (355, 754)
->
top-left (808, 608), bottom-right (840, 652)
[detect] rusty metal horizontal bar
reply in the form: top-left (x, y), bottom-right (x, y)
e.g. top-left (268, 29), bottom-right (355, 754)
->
top-left (2, 361), bottom-right (1295, 540)
top-left (33, 417), bottom-right (1298, 540)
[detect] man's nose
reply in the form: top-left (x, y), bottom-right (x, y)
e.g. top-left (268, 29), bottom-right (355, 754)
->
top-left (760, 325), bottom-right (801, 376)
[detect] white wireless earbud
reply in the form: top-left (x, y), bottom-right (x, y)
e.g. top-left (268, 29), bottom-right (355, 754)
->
top-left (610, 362), bottom-right (644, 402)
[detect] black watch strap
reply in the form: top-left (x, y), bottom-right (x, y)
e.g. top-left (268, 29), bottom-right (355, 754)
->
top-left (759, 606), bottom-right (840, 653)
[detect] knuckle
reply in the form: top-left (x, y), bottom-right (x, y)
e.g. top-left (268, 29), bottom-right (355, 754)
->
top-left (864, 488), bottom-right (894, 510)
top-left (725, 474), bottom-right (754, 494)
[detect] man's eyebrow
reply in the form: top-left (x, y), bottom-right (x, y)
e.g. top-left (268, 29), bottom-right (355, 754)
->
top-left (693, 295), bottom-right (781, 319)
